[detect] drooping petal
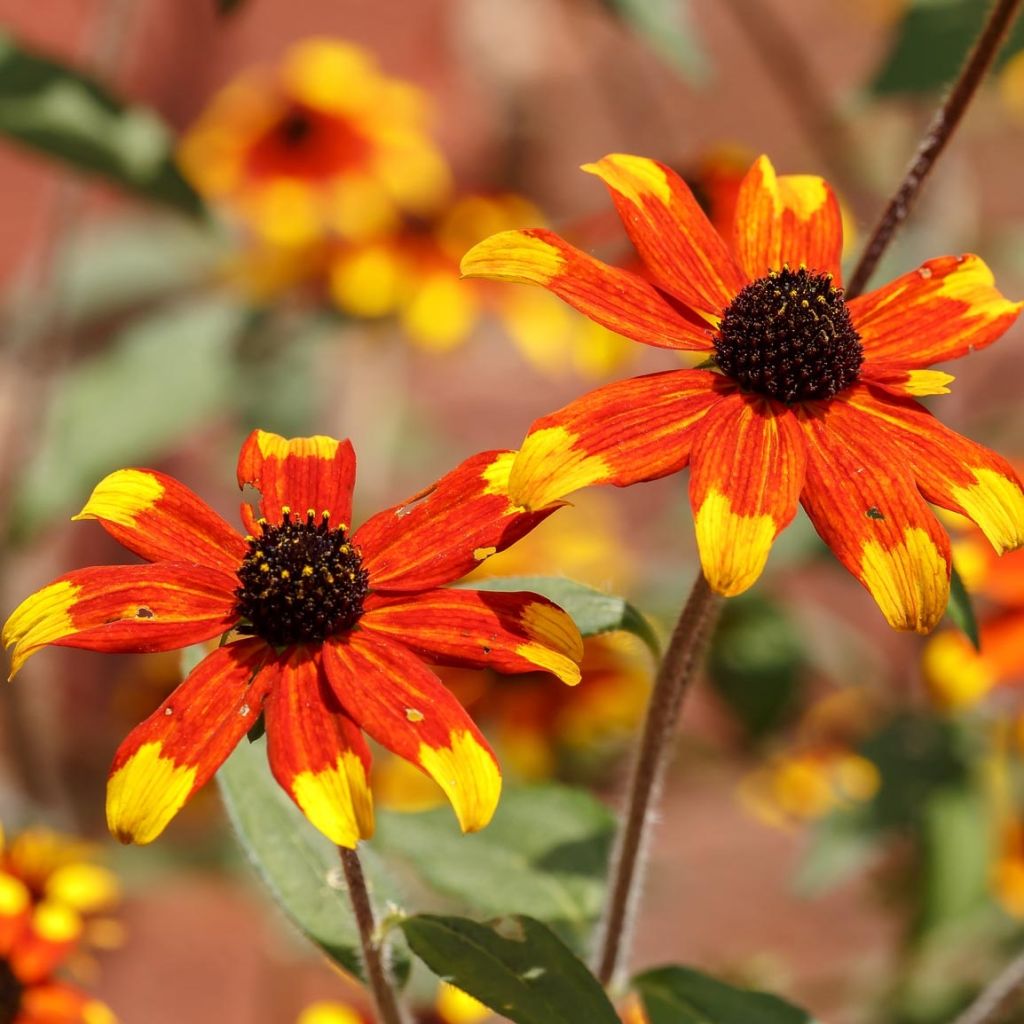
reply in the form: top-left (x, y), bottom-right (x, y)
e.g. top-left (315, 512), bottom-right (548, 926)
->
top-left (322, 633), bottom-right (500, 832)
top-left (860, 366), bottom-right (955, 397)
top-left (582, 154), bottom-right (746, 318)
top-left (850, 254), bottom-right (1022, 368)
top-left (847, 386), bottom-right (1024, 555)
top-left (354, 450), bottom-right (560, 592)
top-left (460, 228), bottom-right (715, 351)
top-left (237, 429), bottom-right (357, 528)
top-left (689, 393), bottom-right (807, 596)
top-left (507, 369), bottom-right (729, 510)
top-left (796, 396), bottom-right (951, 633)
top-left (360, 589), bottom-right (583, 684)
top-left (732, 155), bottom-right (843, 282)
top-left (106, 640), bottom-right (271, 845)
top-left (73, 468), bottom-right (247, 574)
top-left (3, 564), bottom-right (240, 678)
top-left (264, 650), bottom-right (374, 848)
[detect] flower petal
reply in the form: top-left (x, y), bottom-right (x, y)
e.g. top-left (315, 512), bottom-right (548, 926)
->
top-left (73, 468), bottom-right (247, 574)
top-left (360, 589), bottom-right (583, 684)
top-left (9, 901), bottom-right (80, 984)
top-left (106, 640), bottom-right (271, 845)
top-left (847, 387), bottom-right (1024, 554)
top-left (507, 370), bottom-right (728, 510)
top-left (237, 429), bottom-right (357, 528)
top-left (796, 396), bottom-right (950, 633)
top-left (3, 564), bottom-right (239, 678)
top-left (861, 366), bottom-right (955, 397)
top-left (265, 650), bottom-right (374, 848)
top-left (689, 393), bottom-right (807, 596)
top-left (355, 450), bottom-right (560, 592)
top-left (322, 633), bottom-right (500, 832)
top-left (460, 228), bottom-right (714, 351)
top-left (850, 254), bottom-right (1022, 368)
top-left (582, 154), bottom-right (745, 318)
top-left (732, 155), bottom-right (843, 282)
top-left (20, 983), bottom-right (117, 1024)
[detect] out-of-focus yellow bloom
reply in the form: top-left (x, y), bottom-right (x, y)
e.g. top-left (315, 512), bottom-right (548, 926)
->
top-left (1000, 50), bottom-right (1024, 122)
top-left (297, 982), bottom-right (487, 1024)
top-left (297, 1002), bottom-right (366, 1024)
top-left (992, 819), bottom-right (1024, 917)
top-left (180, 39), bottom-right (450, 247)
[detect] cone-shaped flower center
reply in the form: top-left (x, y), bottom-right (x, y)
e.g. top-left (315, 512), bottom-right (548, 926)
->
top-left (0, 959), bottom-right (23, 1024)
top-left (714, 267), bottom-right (863, 403)
top-left (235, 510), bottom-right (369, 646)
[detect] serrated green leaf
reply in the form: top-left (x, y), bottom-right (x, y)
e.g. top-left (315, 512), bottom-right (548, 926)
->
top-left (464, 576), bottom-right (660, 658)
top-left (400, 914), bottom-right (619, 1024)
top-left (634, 965), bottom-right (815, 1024)
top-left (596, 0), bottom-right (709, 83)
top-left (218, 735), bottom-right (410, 983)
top-left (375, 784), bottom-right (614, 951)
top-left (0, 32), bottom-right (204, 214)
top-left (947, 565), bottom-right (981, 651)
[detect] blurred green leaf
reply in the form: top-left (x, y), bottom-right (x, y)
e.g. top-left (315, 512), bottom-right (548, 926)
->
top-left (399, 914), bottom-right (619, 1024)
top-left (375, 785), bottom-right (613, 951)
top-left (947, 565), bottom-right (981, 651)
top-left (634, 965), bottom-right (815, 1024)
top-left (0, 32), bottom-right (204, 214)
top-left (465, 576), bottom-right (660, 658)
top-left (12, 298), bottom-right (245, 538)
top-left (218, 734), bottom-right (410, 982)
top-left (706, 594), bottom-right (807, 741)
top-left (595, 0), bottom-right (709, 83)
top-left (796, 808), bottom-right (878, 896)
top-left (870, 0), bottom-right (1024, 96)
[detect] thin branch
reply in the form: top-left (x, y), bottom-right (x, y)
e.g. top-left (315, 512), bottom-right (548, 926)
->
top-left (951, 950), bottom-right (1024, 1024)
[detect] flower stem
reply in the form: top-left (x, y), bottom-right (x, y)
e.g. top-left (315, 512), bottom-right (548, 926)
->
top-left (338, 847), bottom-right (406, 1024)
top-left (950, 948), bottom-right (1024, 1024)
top-left (593, 572), bottom-right (721, 987)
top-left (846, 0), bottom-right (1024, 300)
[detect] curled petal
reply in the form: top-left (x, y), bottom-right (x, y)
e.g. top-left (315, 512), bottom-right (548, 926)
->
top-left (106, 640), bottom-right (271, 845)
top-left (3, 564), bottom-right (239, 678)
top-left (689, 394), bottom-right (807, 596)
top-left (323, 633), bottom-right (500, 832)
top-left (361, 588), bottom-right (583, 684)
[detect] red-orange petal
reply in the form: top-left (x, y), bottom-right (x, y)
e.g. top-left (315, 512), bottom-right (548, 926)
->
top-left (689, 393), bottom-right (807, 596)
top-left (582, 154), bottom-right (746, 320)
top-left (237, 429), bottom-right (357, 529)
top-left (360, 589), bottom-right (583, 685)
top-left (850, 255), bottom-right (1022, 368)
top-left (507, 369), bottom-right (729, 510)
top-left (322, 633), bottom-right (501, 832)
top-left (20, 981), bottom-right (117, 1024)
top-left (847, 386), bottom-right (1024, 555)
top-left (3, 564), bottom-right (239, 678)
top-left (106, 640), bottom-right (272, 845)
top-left (460, 228), bottom-right (715, 351)
top-left (73, 468), bottom-right (246, 574)
top-left (265, 650), bottom-right (374, 848)
top-left (354, 450), bottom-right (560, 592)
top-left (796, 396), bottom-right (951, 633)
top-left (731, 155), bottom-right (843, 283)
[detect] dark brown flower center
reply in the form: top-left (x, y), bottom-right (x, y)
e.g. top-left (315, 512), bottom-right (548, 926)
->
top-left (0, 959), bottom-right (23, 1024)
top-left (235, 510), bottom-right (368, 647)
top-left (714, 267), bottom-right (863, 403)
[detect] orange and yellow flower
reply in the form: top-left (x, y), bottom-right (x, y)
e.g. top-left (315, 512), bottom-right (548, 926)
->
top-left (462, 153), bottom-right (1024, 632)
top-left (179, 39), bottom-right (450, 248)
top-left (3, 432), bottom-right (582, 848)
top-left (0, 870), bottom-right (115, 1023)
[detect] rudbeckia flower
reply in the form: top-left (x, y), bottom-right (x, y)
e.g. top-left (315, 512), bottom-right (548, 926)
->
top-left (179, 39), bottom-right (451, 247)
top-left (3, 432), bottom-right (582, 847)
top-left (0, 871), bottom-right (115, 1024)
top-left (462, 154), bottom-right (1024, 632)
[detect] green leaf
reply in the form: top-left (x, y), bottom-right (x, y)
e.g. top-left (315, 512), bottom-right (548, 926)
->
top-left (218, 735), bottom-right (410, 982)
top-left (11, 298), bottom-right (246, 540)
top-left (634, 965), bottom-right (815, 1024)
top-left (947, 565), bottom-right (981, 651)
top-left (0, 32), bottom-right (204, 214)
top-left (870, 0), bottom-right (1024, 96)
top-left (465, 576), bottom-right (660, 657)
top-left (795, 808), bottom-right (878, 896)
top-left (400, 914), bottom-right (619, 1024)
top-left (596, 0), bottom-right (709, 83)
top-left (374, 784), bottom-right (614, 951)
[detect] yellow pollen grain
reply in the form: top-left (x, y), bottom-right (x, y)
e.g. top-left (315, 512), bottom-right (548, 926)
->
top-left (405, 708), bottom-right (425, 723)
top-left (302, 565), bottom-right (314, 577)
top-left (473, 546), bottom-right (497, 561)
top-left (280, 569), bottom-right (290, 579)
top-left (259, 563), bottom-right (270, 572)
